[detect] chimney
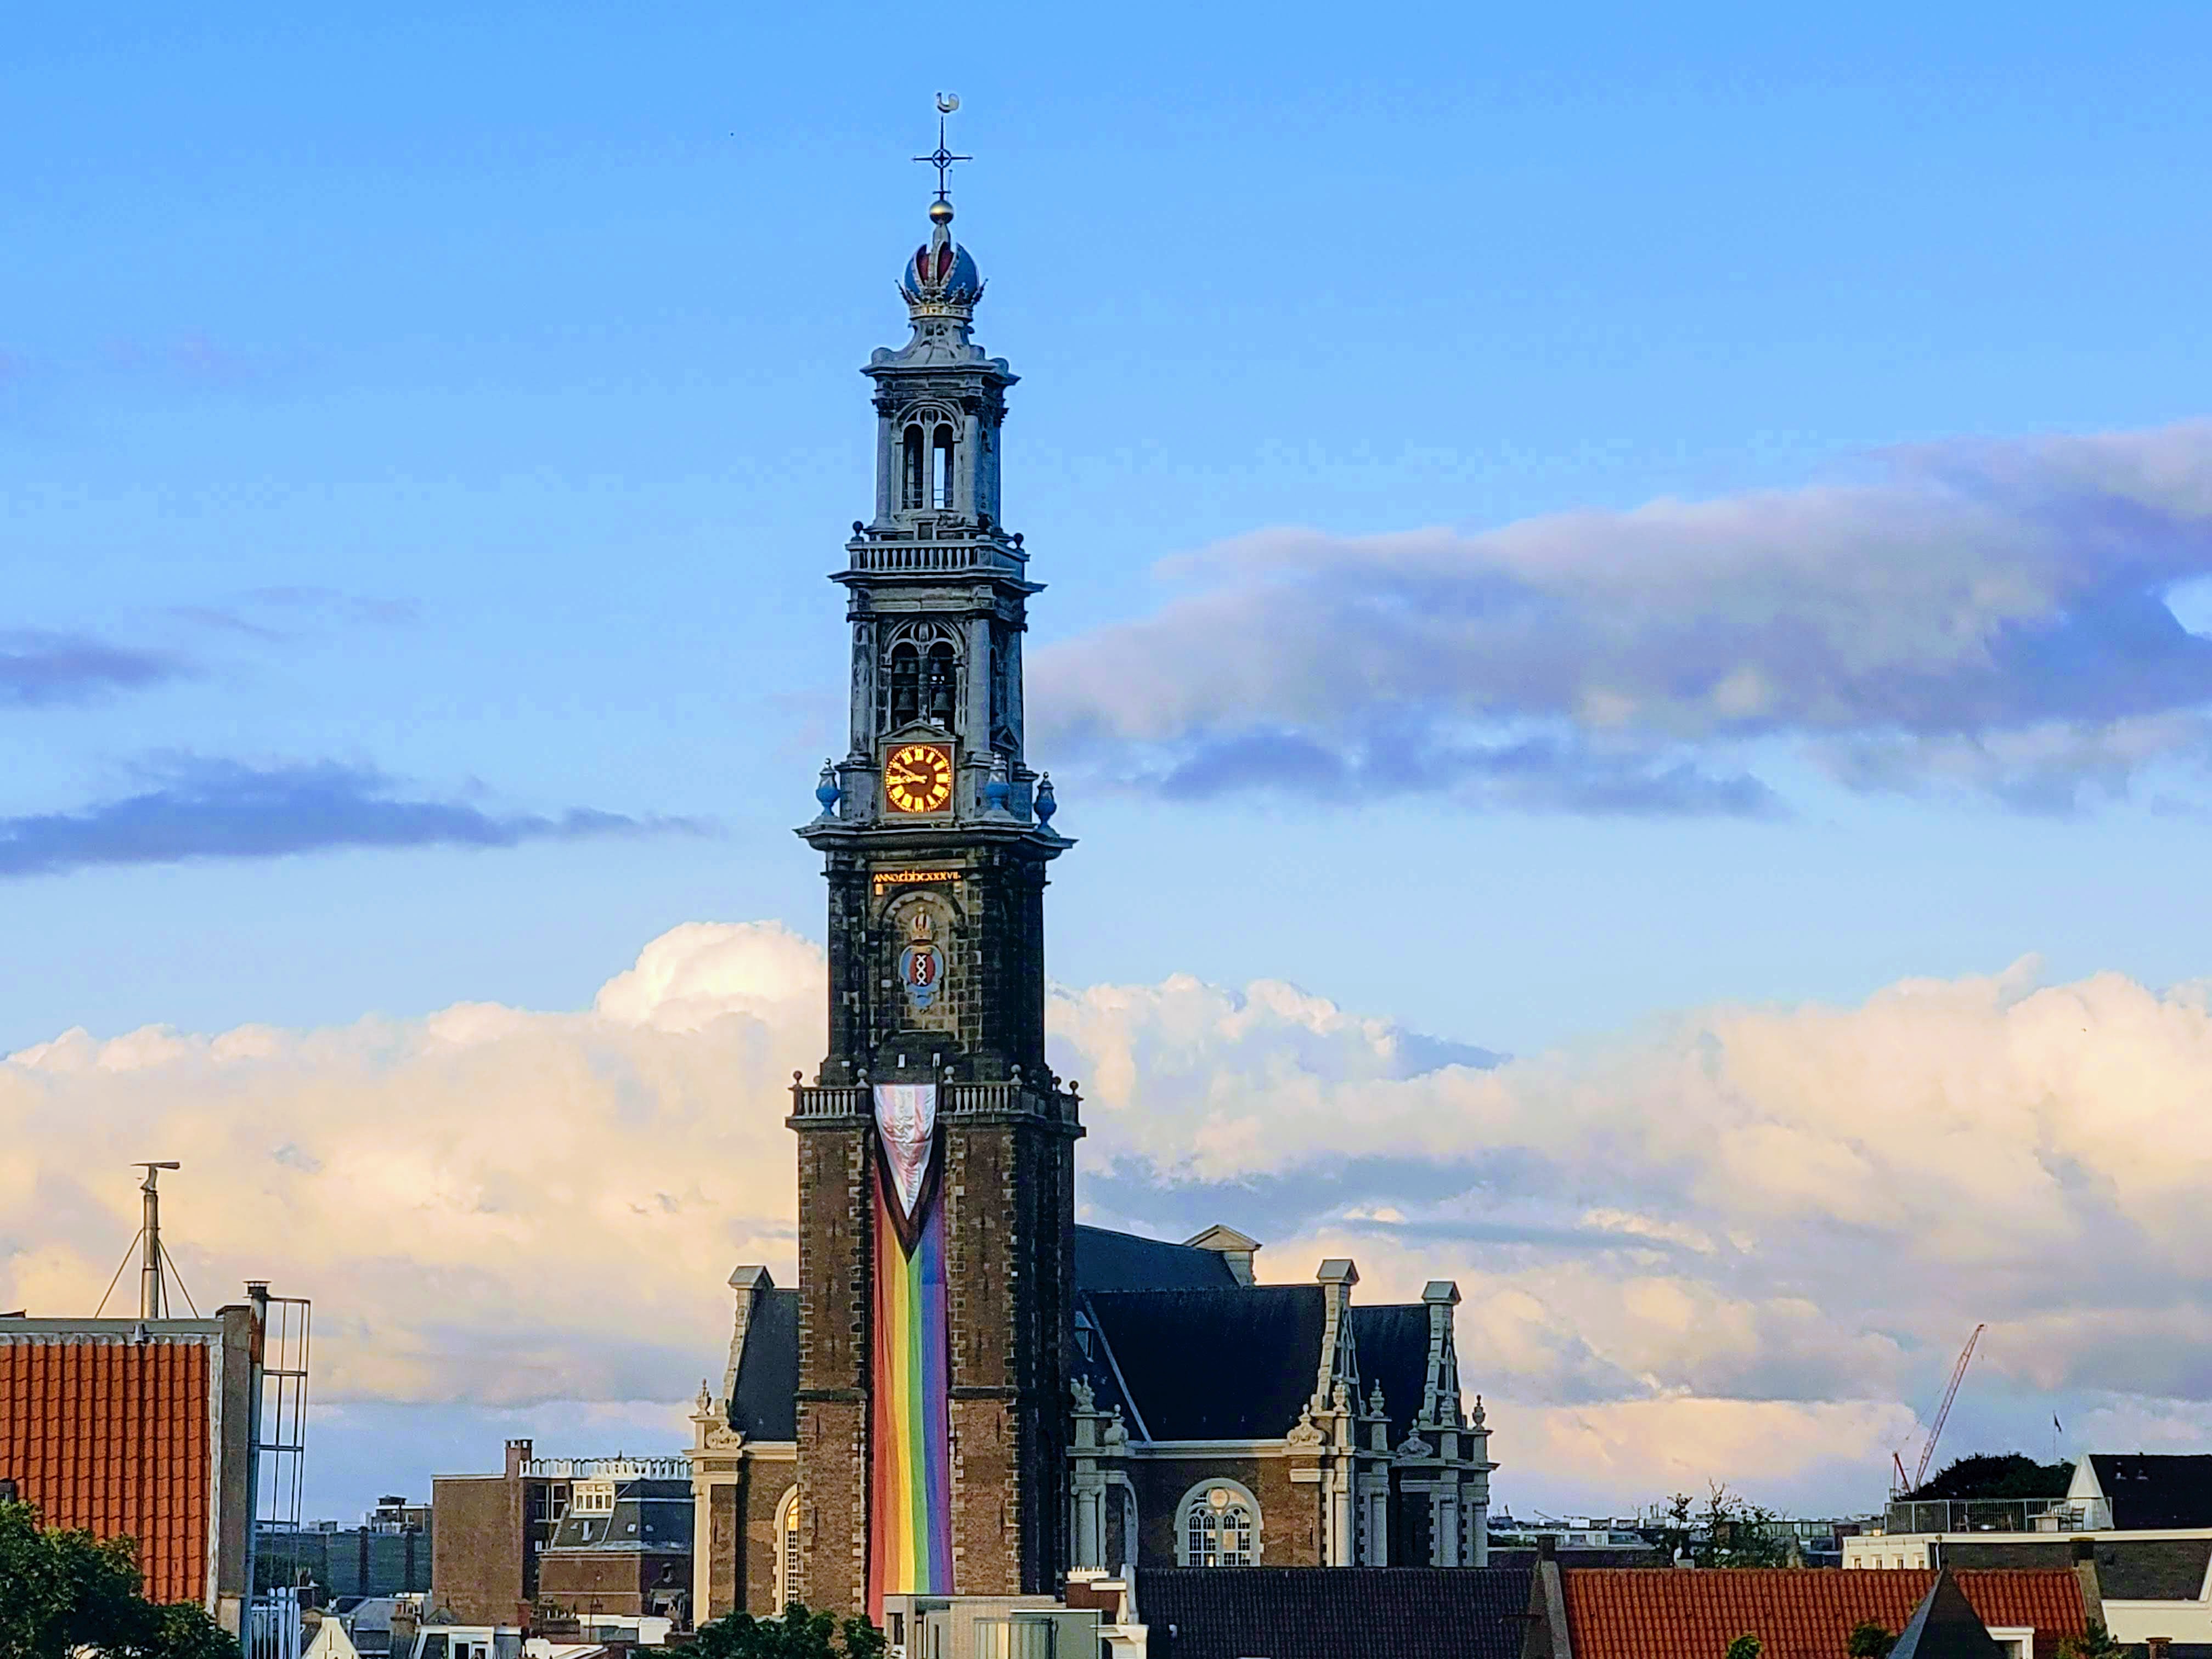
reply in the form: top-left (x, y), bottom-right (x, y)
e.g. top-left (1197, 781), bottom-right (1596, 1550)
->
top-left (2072, 1537), bottom-right (2105, 1631)
top-left (1182, 1224), bottom-right (1261, 1286)
top-left (505, 1438), bottom-right (533, 1479)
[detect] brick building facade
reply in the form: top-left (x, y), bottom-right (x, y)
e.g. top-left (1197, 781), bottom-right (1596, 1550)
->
top-left (687, 147), bottom-right (1494, 1622)
top-left (431, 1445), bottom-right (689, 1626)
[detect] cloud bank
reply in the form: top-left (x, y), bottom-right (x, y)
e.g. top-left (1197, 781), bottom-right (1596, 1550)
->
top-left (7, 923), bottom-right (2210, 1515)
top-left (0, 757), bottom-right (683, 878)
top-left (1032, 420), bottom-right (2212, 815)
top-left (0, 630), bottom-right (188, 707)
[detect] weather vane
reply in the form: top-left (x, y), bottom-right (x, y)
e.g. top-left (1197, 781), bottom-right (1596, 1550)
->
top-left (915, 92), bottom-right (969, 204)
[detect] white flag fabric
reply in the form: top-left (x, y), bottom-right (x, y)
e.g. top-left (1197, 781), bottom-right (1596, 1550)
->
top-left (872, 1083), bottom-right (939, 1219)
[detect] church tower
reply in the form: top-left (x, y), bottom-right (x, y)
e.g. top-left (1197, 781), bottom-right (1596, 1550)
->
top-left (788, 119), bottom-right (1081, 1619)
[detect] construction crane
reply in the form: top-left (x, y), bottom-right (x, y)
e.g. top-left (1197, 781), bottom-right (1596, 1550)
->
top-left (1909, 1323), bottom-right (1987, 1492)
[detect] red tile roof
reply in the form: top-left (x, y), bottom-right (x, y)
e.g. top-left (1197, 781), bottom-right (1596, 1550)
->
top-left (0, 1335), bottom-right (215, 1606)
top-left (1560, 1567), bottom-right (2089, 1659)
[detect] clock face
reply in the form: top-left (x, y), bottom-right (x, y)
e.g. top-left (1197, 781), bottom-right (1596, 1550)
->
top-left (883, 743), bottom-right (955, 814)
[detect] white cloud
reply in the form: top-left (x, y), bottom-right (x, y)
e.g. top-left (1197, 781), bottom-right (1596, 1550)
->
top-left (1030, 420), bottom-right (2212, 814)
top-left (7, 921), bottom-right (2212, 1513)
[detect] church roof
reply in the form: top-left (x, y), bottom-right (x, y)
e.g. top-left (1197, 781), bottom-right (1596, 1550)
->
top-left (1141, 1566), bottom-right (1534, 1659)
top-left (722, 1228), bottom-right (1447, 1450)
top-left (1075, 1224), bottom-right (1240, 1292)
top-left (1348, 1302), bottom-right (1434, 1441)
top-left (1086, 1285), bottom-right (1324, 1441)
top-left (726, 1288), bottom-right (798, 1441)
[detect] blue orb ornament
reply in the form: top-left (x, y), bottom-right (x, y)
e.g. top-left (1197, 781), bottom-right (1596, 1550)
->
top-left (983, 758), bottom-right (1012, 812)
top-left (1034, 772), bottom-right (1058, 828)
top-left (815, 761), bottom-right (842, 813)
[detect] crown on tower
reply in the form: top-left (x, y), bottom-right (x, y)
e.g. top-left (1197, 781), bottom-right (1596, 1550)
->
top-left (901, 95), bottom-right (984, 319)
top-left (900, 205), bottom-right (984, 319)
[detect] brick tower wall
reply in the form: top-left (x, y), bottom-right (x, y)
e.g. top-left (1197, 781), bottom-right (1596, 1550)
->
top-left (942, 1116), bottom-right (1075, 1595)
top-left (793, 1121), bottom-right (871, 1615)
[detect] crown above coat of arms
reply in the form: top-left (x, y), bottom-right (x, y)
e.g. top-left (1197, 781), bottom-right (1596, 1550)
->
top-left (906, 910), bottom-right (935, 942)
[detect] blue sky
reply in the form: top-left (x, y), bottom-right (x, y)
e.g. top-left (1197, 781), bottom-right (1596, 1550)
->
top-left (9, 3), bottom-right (2212, 1520)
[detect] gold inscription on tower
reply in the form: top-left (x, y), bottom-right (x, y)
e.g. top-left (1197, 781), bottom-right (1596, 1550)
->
top-left (872, 868), bottom-right (960, 893)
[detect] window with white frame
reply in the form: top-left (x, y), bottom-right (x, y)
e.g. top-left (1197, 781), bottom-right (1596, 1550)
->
top-left (776, 1488), bottom-right (802, 1611)
top-left (570, 1480), bottom-right (616, 1516)
top-left (1176, 1480), bottom-right (1259, 1567)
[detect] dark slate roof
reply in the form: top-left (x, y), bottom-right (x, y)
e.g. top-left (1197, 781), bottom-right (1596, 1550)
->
top-left (2090, 1455), bottom-right (2212, 1530)
top-left (542, 1481), bottom-right (693, 1554)
top-left (1141, 1566), bottom-right (1534, 1659)
top-left (1075, 1226), bottom-right (1239, 1293)
top-left (727, 1289), bottom-right (798, 1441)
top-left (2092, 1535), bottom-right (2212, 1600)
top-left (1889, 1571), bottom-right (2005, 1659)
top-left (722, 1228), bottom-right (1259, 1448)
top-left (1349, 1302), bottom-right (1432, 1442)
top-left (1088, 1286), bottom-right (1322, 1441)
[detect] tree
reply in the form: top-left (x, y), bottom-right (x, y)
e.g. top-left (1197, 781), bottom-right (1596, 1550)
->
top-left (1846, 1620), bottom-right (1897, 1657)
top-left (1909, 1454), bottom-right (2070, 1502)
top-left (0, 1499), bottom-right (241, 1659)
top-left (687, 1605), bottom-right (884, 1659)
top-left (1724, 1637), bottom-right (1762, 1659)
top-left (2058, 1623), bottom-right (2125, 1659)
top-left (1644, 1484), bottom-right (1794, 1568)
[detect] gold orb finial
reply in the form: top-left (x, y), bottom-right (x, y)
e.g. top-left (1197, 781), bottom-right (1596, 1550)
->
top-left (928, 199), bottom-right (955, 225)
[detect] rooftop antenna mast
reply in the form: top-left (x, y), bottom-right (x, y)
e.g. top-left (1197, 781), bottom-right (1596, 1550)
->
top-left (138, 1161), bottom-right (180, 1318)
top-left (914, 92), bottom-right (969, 204)
top-left (94, 1163), bottom-right (198, 1319)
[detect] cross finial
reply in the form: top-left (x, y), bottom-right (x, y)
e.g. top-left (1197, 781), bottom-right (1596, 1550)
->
top-left (914, 92), bottom-right (970, 204)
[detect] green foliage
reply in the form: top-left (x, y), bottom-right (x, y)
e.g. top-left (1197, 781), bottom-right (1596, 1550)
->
top-left (2058, 1622), bottom-right (2125, 1659)
top-left (0, 1499), bottom-right (241, 1659)
top-left (1645, 1484), bottom-right (1795, 1568)
top-left (688, 1604), bottom-right (884, 1659)
top-left (1846, 1620), bottom-right (1897, 1657)
top-left (1724, 1637), bottom-right (1763, 1659)
top-left (1909, 1453), bottom-right (2071, 1502)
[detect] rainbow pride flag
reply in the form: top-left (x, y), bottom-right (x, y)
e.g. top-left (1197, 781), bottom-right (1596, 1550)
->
top-left (868, 1085), bottom-right (954, 1615)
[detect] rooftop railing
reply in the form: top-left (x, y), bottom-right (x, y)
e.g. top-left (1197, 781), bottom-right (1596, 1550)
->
top-left (517, 1455), bottom-right (691, 1480)
top-left (790, 1079), bottom-right (1080, 1127)
top-left (845, 539), bottom-right (1026, 577)
top-left (1881, 1497), bottom-right (2074, 1535)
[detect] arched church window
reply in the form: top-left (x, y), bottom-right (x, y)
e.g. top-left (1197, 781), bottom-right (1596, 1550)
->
top-left (901, 426), bottom-right (926, 511)
top-left (924, 641), bottom-right (957, 724)
top-left (888, 644), bottom-right (921, 727)
top-left (1176, 1479), bottom-right (1259, 1567)
top-left (932, 424), bottom-right (956, 510)
top-left (775, 1488), bottom-right (800, 1611)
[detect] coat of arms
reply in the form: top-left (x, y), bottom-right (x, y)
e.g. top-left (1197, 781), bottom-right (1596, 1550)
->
top-left (898, 909), bottom-right (944, 1011)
